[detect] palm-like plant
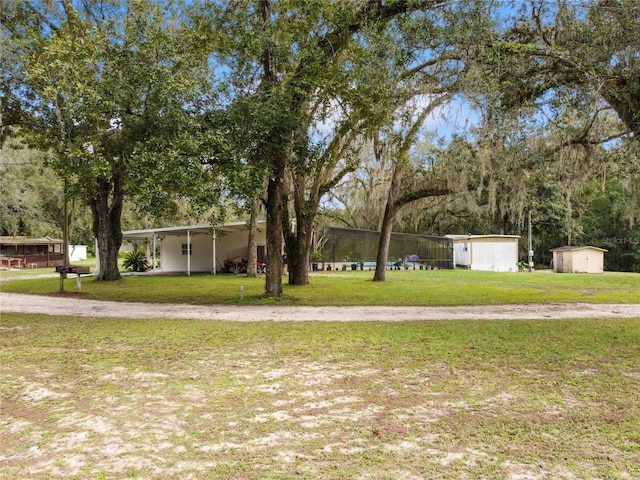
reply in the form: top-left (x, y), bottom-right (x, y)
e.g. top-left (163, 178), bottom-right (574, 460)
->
top-left (122, 250), bottom-right (150, 272)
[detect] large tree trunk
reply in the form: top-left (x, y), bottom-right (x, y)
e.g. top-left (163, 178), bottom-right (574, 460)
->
top-left (259, 0), bottom-right (286, 297)
top-left (373, 185), bottom-right (450, 281)
top-left (264, 161), bottom-right (285, 297)
top-left (91, 177), bottom-right (123, 281)
top-left (285, 165), bottom-right (316, 286)
top-left (246, 199), bottom-right (259, 278)
top-left (373, 135), bottom-right (401, 282)
top-left (373, 203), bottom-right (400, 282)
top-left (285, 117), bottom-right (345, 285)
top-left (371, 138), bottom-right (449, 281)
top-left (287, 215), bottom-right (313, 285)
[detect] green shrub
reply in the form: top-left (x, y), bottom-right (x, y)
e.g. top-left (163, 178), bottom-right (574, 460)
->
top-left (122, 250), bottom-right (150, 272)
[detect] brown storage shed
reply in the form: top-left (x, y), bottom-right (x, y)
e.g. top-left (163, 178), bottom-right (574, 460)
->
top-left (550, 246), bottom-right (608, 273)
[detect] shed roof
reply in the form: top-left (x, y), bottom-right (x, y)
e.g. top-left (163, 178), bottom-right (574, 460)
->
top-left (445, 234), bottom-right (520, 241)
top-left (550, 245), bottom-right (608, 253)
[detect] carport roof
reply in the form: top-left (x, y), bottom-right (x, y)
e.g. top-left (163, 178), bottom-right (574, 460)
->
top-left (122, 221), bottom-right (263, 242)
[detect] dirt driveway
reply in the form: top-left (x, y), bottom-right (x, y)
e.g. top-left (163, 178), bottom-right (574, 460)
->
top-left (2, 292), bottom-right (639, 321)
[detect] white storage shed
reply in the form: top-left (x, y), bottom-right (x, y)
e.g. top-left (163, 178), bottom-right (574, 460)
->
top-left (446, 234), bottom-right (521, 272)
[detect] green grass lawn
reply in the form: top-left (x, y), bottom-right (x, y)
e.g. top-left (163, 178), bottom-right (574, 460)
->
top-left (1, 313), bottom-right (639, 479)
top-left (2, 268), bottom-right (639, 305)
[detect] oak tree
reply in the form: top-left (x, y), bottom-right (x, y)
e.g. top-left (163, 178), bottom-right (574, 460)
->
top-left (2, 0), bottom-right (212, 279)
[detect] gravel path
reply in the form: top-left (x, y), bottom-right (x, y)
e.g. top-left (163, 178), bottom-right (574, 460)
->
top-left (2, 292), bottom-right (639, 321)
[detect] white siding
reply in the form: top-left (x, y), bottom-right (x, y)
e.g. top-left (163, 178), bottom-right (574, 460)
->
top-left (215, 228), bottom-right (252, 266)
top-left (69, 245), bottom-right (87, 262)
top-left (453, 241), bottom-right (471, 267)
top-left (155, 226), bottom-right (267, 273)
top-left (122, 221), bottom-right (269, 275)
top-left (471, 240), bottom-right (518, 272)
top-left (160, 233), bottom-right (214, 273)
top-left (450, 236), bottom-right (519, 272)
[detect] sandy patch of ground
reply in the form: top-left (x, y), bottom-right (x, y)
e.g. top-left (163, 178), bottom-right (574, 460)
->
top-left (3, 353), bottom-right (633, 479)
top-left (2, 295), bottom-right (639, 478)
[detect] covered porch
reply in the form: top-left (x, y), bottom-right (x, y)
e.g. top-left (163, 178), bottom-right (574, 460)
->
top-left (0, 236), bottom-right (64, 269)
top-left (122, 221), bottom-right (267, 276)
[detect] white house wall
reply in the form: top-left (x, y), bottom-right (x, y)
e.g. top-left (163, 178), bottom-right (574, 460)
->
top-left (157, 227), bottom-right (267, 273)
top-left (215, 229), bottom-right (255, 268)
top-left (160, 233), bottom-right (214, 273)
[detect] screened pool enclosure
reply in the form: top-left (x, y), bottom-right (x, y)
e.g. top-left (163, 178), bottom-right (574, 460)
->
top-left (317, 227), bottom-right (454, 270)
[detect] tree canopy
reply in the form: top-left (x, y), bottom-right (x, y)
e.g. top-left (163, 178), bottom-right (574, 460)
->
top-left (2, 0), bottom-right (638, 284)
top-left (1, 0), bottom-right (218, 279)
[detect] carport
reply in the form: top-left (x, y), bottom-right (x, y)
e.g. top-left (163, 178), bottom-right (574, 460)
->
top-left (122, 221), bottom-right (266, 276)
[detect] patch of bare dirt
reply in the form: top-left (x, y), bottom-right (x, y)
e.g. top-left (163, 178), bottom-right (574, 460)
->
top-left (48, 291), bottom-right (90, 298)
top-left (2, 320), bottom-right (638, 479)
